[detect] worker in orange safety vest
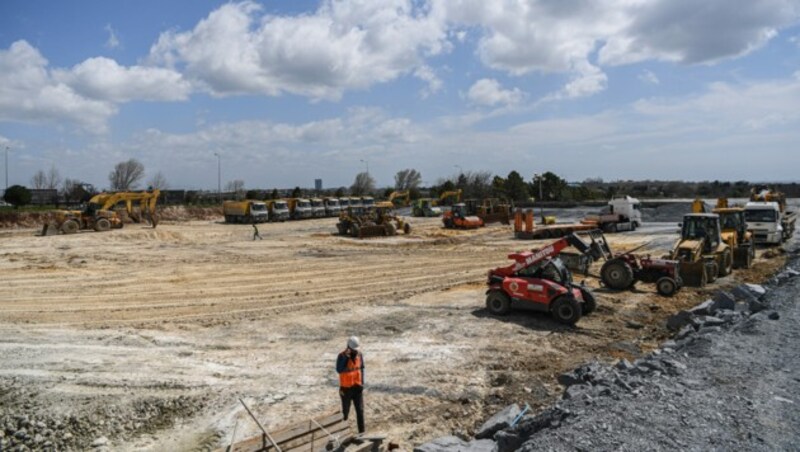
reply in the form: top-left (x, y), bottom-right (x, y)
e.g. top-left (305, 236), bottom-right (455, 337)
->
top-left (336, 336), bottom-right (365, 433)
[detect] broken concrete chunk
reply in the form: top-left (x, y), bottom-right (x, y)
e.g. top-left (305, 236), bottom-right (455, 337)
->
top-left (475, 403), bottom-right (521, 439)
top-left (688, 299), bottom-right (714, 316)
top-left (614, 358), bottom-right (635, 371)
top-left (768, 311), bottom-right (780, 320)
top-left (748, 299), bottom-right (767, 314)
top-left (463, 439), bottom-right (497, 452)
top-left (666, 311), bottom-right (694, 332)
top-left (413, 435), bottom-right (468, 452)
top-left (711, 291), bottom-right (736, 311)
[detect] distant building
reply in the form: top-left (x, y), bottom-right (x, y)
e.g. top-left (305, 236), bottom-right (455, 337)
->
top-left (315, 179), bottom-right (323, 192)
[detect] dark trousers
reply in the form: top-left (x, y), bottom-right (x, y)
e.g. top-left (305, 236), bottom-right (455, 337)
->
top-left (340, 386), bottom-right (365, 433)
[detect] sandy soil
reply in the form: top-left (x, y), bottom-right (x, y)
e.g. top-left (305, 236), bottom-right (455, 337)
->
top-left (0, 215), bottom-right (787, 450)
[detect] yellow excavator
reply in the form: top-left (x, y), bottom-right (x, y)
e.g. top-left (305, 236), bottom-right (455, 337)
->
top-left (694, 198), bottom-right (755, 268)
top-left (388, 190), bottom-right (411, 207)
top-left (43, 189), bottom-right (161, 235)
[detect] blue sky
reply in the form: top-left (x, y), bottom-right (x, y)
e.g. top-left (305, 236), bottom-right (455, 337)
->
top-left (1, 0), bottom-right (800, 191)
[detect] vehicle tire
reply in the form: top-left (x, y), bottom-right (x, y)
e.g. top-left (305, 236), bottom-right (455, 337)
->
top-left (94, 218), bottom-right (111, 232)
top-left (600, 259), bottom-right (635, 290)
top-left (706, 262), bottom-right (719, 283)
top-left (718, 249), bottom-right (733, 277)
top-left (579, 288), bottom-right (596, 315)
top-left (351, 224), bottom-right (360, 238)
top-left (746, 245), bottom-right (755, 268)
top-left (336, 223), bottom-right (346, 235)
top-left (551, 296), bottom-right (582, 325)
top-left (444, 218), bottom-right (454, 229)
top-left (486, 291), bottom-right (511, 316)
top-left (61, 220), bottom-right (79, 234)
top-left (403, 223), bottom-right (411, 234)
top-left (656, 277), bottom-right (678, 297)
top-left (384, 223), bottom-right (396, 236)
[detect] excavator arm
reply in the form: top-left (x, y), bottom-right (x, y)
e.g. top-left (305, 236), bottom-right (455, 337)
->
top-left (438, 189), bottom-right (462, 204)
top-left (388, 191), bottom-right (410, 206)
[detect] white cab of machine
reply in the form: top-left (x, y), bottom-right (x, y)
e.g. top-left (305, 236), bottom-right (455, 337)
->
top-left (608, 196), bottom-right (643, 226)
top-left (744, 201), bottom-right (783, 244)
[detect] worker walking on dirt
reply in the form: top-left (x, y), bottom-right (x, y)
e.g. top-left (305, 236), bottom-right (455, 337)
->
top-left (337, 336), bottom-right (365, 433)
top-left (252, 222), bottom-right (262, 240)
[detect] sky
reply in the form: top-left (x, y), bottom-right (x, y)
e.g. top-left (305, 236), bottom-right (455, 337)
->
top-left (1, 0), bottom-right (800, 191)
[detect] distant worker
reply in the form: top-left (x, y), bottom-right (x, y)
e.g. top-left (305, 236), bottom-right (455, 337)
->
top-left (337, 336), bottom-right (365, 433)
top-left (252, 222), bottom-right (262, 240)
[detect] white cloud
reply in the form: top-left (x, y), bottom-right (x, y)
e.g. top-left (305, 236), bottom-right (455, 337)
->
top-left (147, 0), bottom-right (450, 100)
top-left (54, 57), bottom-right (191, 102)
top-left (0, 41), bottom-right (116, 132)
top-left (466, 78), bottom-right (524, 106)
top-left (638, 69), bottom-right (660, 85)
top-left (104, 24), bottom-right (120, 49)
top-left (413, 65), bottom-right (443, 98)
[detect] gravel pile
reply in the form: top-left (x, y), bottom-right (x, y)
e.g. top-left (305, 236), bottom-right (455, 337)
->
top-left (416, 246), bottom-right (800, 451)
top-left (0, 389), bottom-right (209, 451)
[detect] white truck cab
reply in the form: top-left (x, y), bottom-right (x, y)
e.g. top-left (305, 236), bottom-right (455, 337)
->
top-left (608, 196), bottom-right (643, 227)
top-left (744, 201), bottom-right (782, 244)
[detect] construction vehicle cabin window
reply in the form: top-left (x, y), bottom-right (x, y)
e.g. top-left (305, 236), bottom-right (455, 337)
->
top-left (745, 209), bottom-right (777, 222)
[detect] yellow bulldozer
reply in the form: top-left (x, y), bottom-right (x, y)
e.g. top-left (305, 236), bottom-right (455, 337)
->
top-left (692, 198), bottom-right (755, 268)
top-left (43, 189), bottom-right (160, 235)
top-left (669, 213), bottom-right (732, 287)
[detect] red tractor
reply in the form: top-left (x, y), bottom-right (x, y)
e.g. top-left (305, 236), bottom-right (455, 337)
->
top-left (486, 233), bottom-right (605, 325)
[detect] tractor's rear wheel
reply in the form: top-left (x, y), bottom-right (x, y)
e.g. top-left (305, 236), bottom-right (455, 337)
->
top-left (61, 220), bottom-right (79, 234)
top-left (486, 291), bottom-right (511, 316)
top-left (384, 223), bottom-right (396, 236)
top-left (350, 224), bottom-right (360, 238)
top-left (94, 218), bottom-right (111, 232)
top-left (718, 249), bottom-right (733, 277)
top-left (579, 288), bottom-right (596, 315)
top-left (656, 277), bottom-right (678, 297)
top-left (551, 296), bottom-right (582, 325)
top-left (601, 259), bottom-right (635, 290)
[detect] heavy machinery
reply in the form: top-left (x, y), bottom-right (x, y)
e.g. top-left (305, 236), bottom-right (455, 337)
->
top-left (745, 188), bottom-right (796, 245)
top-left (443, 203), bottom-right (484, 229)
top-left (361, 196), bottom-right (375, 210)
top-left (335, 203), bottom-right (411, 238)
top-left (464, 198), bottom-right (511, 225)
top-left (514, 208), bottom-right (593, 239)
top-left (323, 197), bottom-right (342, 217)
top-left (668, 213), bottom-right (732, 287)
top-left (713, 203), bottom-right (755, 269)
top-left (582, 196), bottom-right (642, 232)
top-left (412, 198), bottom-right (442, 217)
top-left (44, 189), bottom-right (160, 235)
top-left (388, 191), bottom-right (410, 207)
top-left (310, 198), bottom-right (326, 218)
top-left (223, 200), bottom-right (268, 223)
top-left (485, 234), bottom-right (598, 324)
top-left (554, 230), bottom-right (681, 297)
top-left (266, 199), bottom-right (290, 222)
top-left (287, 198), bottom-right (314, 220)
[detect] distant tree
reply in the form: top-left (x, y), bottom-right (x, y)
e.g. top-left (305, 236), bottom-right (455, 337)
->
top-left (245, 189), bottom-right (260, 200)
top-left (506, 171), bottom-right (529, 202)
top-left (270, 188), bottom-right (279, 199)
top-left (334, 187), bottom-right (346, 198)
top-left (225, 180), bottom-right (245, 199)
top-left (409, 187), bottom-right (421, 200)
top-left (463, 171), bottom-right (492, 199)
top-left (3, 185), bottom-right (32, 208)
top-left (491, 175), bottom-right (507, 199)
top-left (108, 159), bottom-right (145, 191)
top-left (394, 169), bottom-right (422, 191)
top-left (351, 172), bottom-right (375, 196)
top-left (147, 171), bottom-right (169, 190)
top-left (46, 166), bottom-right (62, 190)
top-left (291, 186), bottom-right (302, 198)
top-left (533, 172), bottom-right (568, 201)
top-left (31, 170), bottom-right (47, 189)
top-left (61, 179), bottom-right (94, 203)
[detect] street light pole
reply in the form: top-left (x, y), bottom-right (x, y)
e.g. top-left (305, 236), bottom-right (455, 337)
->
top-left (214, 152), bottom-right (221, 202)
top-left (4, 146), bottom-right (9, 191)
top-left (360, 159), bottom-right (369, 176)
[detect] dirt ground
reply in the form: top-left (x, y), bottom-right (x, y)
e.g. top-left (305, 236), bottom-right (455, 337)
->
top-left (0, 214), bottom-right (787, 450)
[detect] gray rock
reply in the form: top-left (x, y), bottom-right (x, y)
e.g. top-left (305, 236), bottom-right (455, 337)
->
top-left (688, 299), bottom-right (714, 316)
top-left (749, 299), bottom-right (767, 314)
top-left (711, 291), bottom-right (736, 311)
top-left (626, 320), bottom-right (644, 329)
top-left (667, 311), bottom-right (694, 331)
top-left (615, 358), bottom-right (635, 371)
top-left (463, 439), bottom-right (496, 452)
top-left (91, 436), bottom-right (109, 447)
top-left (414, 435), bottom-right (467, 452)
top-left (676, 324), bottom-right (695, 340)
top-left (475, 403), bottom-right (521, 439)
top-left (731, 285), bottom-right (759, 303)
top-left (768, 311), bottom-right (780, 320)
top-left (695, 316), bottom-right (726, 328)
top-left (563, 384), bottom-right (589, 400)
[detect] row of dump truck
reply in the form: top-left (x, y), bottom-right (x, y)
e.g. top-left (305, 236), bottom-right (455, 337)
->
top-left (223, 197), bottom-right (376, 223)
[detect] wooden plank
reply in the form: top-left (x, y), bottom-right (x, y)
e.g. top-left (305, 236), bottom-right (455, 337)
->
top-left (220, 412), bottom-right (352, 452)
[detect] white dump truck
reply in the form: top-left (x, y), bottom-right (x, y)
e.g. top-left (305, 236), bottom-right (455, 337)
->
top-left (582, 195), bottom-right (643, 232)
top-left (223, 200), bottom-right (269, 223)
top-left (745, 189), bottom-right (796, 245)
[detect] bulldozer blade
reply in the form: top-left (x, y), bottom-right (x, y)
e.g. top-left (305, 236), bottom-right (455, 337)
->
top-left (41, 223), bottom-right (59, 236)
top-left (358, 225), bottom-right (386, 238)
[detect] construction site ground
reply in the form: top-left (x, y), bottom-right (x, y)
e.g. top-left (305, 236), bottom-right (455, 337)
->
top-left (0, 211), bottom-right (789, 451)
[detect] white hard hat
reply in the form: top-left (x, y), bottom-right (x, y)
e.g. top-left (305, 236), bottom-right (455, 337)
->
top-left (347, 336), bottom-right (360, 350)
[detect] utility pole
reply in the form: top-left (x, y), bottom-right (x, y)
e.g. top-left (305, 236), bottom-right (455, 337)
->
top-left (360, 159), bottom-right (369, 177)
top-left (214, 152), bottom-right (221, 202)
top-left (4, 146), bottom-right (9, 192)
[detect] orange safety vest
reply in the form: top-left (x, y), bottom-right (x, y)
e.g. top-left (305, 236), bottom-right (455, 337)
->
top-left (339, 352), bottom-right (363, 388)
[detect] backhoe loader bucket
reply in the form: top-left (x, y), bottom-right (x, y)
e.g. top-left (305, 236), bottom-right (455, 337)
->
top-left (41, 223), bottom-right (60, 236)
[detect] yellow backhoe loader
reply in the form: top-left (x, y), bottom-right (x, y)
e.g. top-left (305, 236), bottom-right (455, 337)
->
top-left (388, 190), bottom-right (410, 207)
top-left (43, 189), bottom-right (160, 235)
top-left (668, 213), bottom-right (732, 287)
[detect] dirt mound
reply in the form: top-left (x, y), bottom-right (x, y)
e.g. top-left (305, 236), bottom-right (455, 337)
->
top-left (156, 206), bottom-right (222, 222)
